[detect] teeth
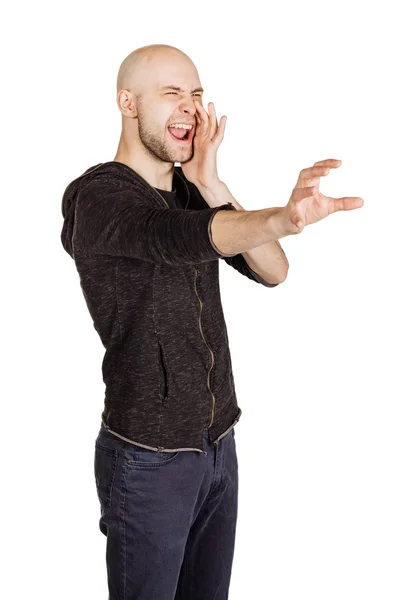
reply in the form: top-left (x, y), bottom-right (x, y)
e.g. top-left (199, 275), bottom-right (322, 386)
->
top-left (169, 124), bottom-right (192, 130)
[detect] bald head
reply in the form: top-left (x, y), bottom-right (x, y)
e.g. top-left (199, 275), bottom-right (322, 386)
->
top-left (114, 44), bottom-right (204, 168)
top-left (116, 44), bottom-right (196, 97)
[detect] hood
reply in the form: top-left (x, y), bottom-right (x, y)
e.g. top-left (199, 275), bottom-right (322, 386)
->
top-left (60, 162), bottom-right (105, 258)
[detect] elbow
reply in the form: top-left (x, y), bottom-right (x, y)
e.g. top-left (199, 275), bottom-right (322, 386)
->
top-left (278, 265), bottom-right (289, 284)
top-left (268, 266), bottom-right (289, 285)
top-left (280, 264), bottom-right (289, 283)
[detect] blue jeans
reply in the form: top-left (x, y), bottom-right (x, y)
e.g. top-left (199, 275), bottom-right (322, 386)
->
top-left (94, 421), bottom-right (239, 599)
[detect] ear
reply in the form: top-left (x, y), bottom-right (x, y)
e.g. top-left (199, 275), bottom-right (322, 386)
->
top-left (116, 89), bottom-right (138, 118)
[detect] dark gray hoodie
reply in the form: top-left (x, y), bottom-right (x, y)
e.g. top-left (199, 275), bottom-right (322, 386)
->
top-left (61, 161), bottom-right (278, 454)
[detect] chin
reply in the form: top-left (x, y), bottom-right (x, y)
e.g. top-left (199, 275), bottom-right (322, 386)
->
top-left (176, 148), bottom-right (194, 163)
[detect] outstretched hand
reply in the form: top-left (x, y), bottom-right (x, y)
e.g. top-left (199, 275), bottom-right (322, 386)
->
top-left (281, 159), bottom-right (364, 235)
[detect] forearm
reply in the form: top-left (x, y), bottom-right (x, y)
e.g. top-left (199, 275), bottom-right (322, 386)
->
top-left (198, 181), bottom-right (289, 279)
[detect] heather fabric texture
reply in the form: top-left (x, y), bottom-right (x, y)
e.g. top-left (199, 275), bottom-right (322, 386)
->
top-left (61, 161), bottom-right (278, 453)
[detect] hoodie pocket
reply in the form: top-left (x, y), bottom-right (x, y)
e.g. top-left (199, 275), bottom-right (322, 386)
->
top-left (158, 339), bottom-right (169, 401)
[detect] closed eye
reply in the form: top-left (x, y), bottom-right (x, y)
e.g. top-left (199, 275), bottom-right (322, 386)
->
top-left (166, 92), bottom-right (202, 96)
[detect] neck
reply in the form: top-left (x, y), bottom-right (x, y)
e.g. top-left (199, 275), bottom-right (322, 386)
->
top-left (113, 133), bottom-right (174, 192)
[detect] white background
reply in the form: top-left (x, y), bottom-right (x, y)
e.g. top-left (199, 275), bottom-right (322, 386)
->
top-left (2, 0), bottom-right (400, 598)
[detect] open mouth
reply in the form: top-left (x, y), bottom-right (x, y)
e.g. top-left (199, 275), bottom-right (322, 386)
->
top-left (168, 125), bottom-right (194, 145)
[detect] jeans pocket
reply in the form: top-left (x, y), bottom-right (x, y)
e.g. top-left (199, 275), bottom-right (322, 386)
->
top-left (94, 441), bottom-right (118, 510)
top-left (125, 445), bottom-right (180, 469)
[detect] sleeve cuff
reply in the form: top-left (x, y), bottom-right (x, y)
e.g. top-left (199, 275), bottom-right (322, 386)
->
top-left (207, 202), bottom-right (238, 258)
top-left (245, 264), bottom-right (280, 287)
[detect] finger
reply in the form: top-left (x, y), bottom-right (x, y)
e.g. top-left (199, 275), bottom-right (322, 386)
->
top-left (331, 196), bottom-right (364, 211)
top-left (314, 158), bottom-right (342, 167)
top-left (208, 102), bottom-right (218, 139)
top-left (194, 111), bottom-right (201, 133)
top-left (193, 110), bottom-right (203, 140)
top-left (293, 167), bottom-right (326, 189)
top-left (195, 100), bottom-right (210, 135)
top-left (299, 165), bottom-right (331, 180)
top-left (212, 115), bottom-right (227, 147)
top-left (292, 186), bottom-right (318, 200)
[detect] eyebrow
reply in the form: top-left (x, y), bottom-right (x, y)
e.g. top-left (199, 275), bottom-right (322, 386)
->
top-left (160, 85), bottom-right (204, 93)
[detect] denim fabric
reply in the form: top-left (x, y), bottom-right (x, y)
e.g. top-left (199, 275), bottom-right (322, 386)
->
top-left (94, 420), bottom-right (238, 599)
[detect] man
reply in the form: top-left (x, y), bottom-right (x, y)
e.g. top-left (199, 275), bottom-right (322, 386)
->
top-left (60, 44), bottom-right (363, 599)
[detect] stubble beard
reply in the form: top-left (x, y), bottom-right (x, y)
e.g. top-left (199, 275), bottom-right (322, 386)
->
top-left (137, 114), bottom-right (194, 164)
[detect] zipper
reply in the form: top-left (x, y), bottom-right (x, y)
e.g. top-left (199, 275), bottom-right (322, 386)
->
top-left (100, 162), bottom-right (217, 432)
top-left (102, 418), bottom-right (207, 454)
top-left (194, 267), bottom-right (217, 428)
top-left (142, 167), bottom-right (217, 429)
top-left (211, 408), bottom-right (242, 445)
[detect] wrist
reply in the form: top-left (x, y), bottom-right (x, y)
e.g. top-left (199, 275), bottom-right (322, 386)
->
top-left (196, 179), bottom-right (227, 206)
top-left (264, 207), bottom-right (293, 241)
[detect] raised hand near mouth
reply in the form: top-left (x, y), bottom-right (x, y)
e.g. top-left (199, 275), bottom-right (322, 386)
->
top-left (180, 100), bottom-right (227, 188)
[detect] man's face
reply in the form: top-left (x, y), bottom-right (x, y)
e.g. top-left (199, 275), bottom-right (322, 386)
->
top-left (135, 61), bottom-right (204, 165)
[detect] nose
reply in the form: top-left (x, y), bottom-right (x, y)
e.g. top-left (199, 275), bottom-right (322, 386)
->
top-left (179, 98), bottom-right (197, 118)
